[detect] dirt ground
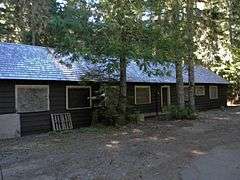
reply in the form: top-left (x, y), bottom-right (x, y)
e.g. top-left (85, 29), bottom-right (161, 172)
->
top-left (1, 107), bottom-right (240, 180)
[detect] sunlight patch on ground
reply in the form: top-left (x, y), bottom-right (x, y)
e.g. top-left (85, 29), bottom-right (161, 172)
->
top-left (231, 111), bottom-right (240, 115)
top-left (132, 129), bottom-right (143, 134)
top-left (111, 140), bottom-right (120, 145)
top-left (213, 117), bottom-right (230, 120)
top-left (106, 140), bottom-right (120, 149)
top-left (191, 149), bottom-right (207, 156)
top-left (162, 137), bottom-right (176, 142)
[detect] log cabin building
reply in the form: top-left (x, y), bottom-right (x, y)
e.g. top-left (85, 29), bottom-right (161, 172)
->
top-left (0, 43), bottom-right (229, 136)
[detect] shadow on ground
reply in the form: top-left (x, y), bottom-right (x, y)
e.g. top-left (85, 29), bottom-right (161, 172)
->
top-left (1, 107), bottom-right (240, 180)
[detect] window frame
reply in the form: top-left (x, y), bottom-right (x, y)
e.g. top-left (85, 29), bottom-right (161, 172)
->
top-left (66, 86), bottom-right (92, 110)
top-left (134, 86), bottom-right (152, 105)
top-left (15, 85), bottom-right (50, 113)
top-left (209, 86), bottom-right (218, 100)
top-left (195, 86), bottom-right (205, 96)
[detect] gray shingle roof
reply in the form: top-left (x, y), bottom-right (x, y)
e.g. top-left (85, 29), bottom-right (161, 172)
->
top-left (0, 43), bottom-right (229, 84)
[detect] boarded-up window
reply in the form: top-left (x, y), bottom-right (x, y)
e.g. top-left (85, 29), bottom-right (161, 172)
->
top-left (195, 86), bottom-right (205, 96)
top-left (184, 86), bottom-right (189, 101)
top-left (209, 86), bottom-right (218, 99)
top-left (135, 86), bottom-right (151, 105)
top-left (66, 86), bottom-right (91, 109)
top-left (16, 85), bottom-right (49, 113)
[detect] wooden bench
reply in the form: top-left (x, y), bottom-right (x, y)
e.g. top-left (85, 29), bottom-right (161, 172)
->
top-left (51, 113), bottom-right (73, 131)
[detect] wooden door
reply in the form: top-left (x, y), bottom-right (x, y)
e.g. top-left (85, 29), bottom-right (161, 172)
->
top-left (161, 86), bottom-right (170, 109)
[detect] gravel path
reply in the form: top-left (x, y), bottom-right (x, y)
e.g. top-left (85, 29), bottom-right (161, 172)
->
top-left (1, 107), bottom-right (240, 180)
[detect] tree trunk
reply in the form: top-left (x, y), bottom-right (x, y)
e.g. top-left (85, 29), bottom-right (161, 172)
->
top-left (31, 31), bottom-right (36, 45)
top-left (188, 60), bottom-right (195, 110)
top-left (186, 0), bottom-right (195, 111)
top-left (172, 0), bottom-right (185, 108)
top-left (118, 56), bottom-right (127, 125)
top-left (227, 0), bottom-right (236, 46)
top-left (176, 59), bottom-right (185, 108)
top-left (31, 0), bottom-right (36, 45)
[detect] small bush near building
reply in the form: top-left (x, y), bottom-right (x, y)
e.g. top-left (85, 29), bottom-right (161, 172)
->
top-left (92, 85), bottom-right (144, 126)
top-left (126, 107), bottom-right (145, 124)
top-left (165, 105), bottom-right (197, 120)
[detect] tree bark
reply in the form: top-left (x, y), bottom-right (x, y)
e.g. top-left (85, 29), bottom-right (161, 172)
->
top-left (188, 60), bottom-right (195, 110)
top-left (31, 31), bottom-right (36, 45)
top-left (176, 59), bottom-right (185, 108)
top-left (173, 0), bottom-right (185, 108)
top-left (31, 0), bottom-right (36, 45)
top-left (118, 56), bottom-right (127, 125)
top-left (227, 0), bottom-right (236, 46)
top-left (186, 0), bottom-right (195, 111)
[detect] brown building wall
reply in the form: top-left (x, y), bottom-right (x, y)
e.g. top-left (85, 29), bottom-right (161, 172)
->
top-left (0, 80), bottom-right (228, 136)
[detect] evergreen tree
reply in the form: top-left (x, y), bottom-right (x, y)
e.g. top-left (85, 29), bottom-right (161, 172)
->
top-left (48, 0), bottom-right (159, 124)
top-left (186, 0), bottom-right (196, 110)
top-left (0, 0), bottom-right (54, 45)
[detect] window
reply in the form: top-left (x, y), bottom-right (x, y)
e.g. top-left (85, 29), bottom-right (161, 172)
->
top-left (195, 86), bottom-right (205, 96)
top-left (209, 86), bottom-right (218, 99)
top-left (16, 85), bottom-right (49, 113)
top-left (66, 86), bottom-right (91, 110)
top-left (184, 86), bottom-right (189, 101)
top-left (135, 86), bottom-right (151, 105)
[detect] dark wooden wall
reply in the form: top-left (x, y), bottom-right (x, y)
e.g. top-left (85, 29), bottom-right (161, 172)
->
top-left (0, 80), bottom-right (228, 136)
top-left (195, 84), bottom-right (228, 110)
top-left (0, 81), bottom-right (15, 114)
top-left (0, 80), bottom-right (95, 135)
top-left (127, 83), bottom-right (228, 114)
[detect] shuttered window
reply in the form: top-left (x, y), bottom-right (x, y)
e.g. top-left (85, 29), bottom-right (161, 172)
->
top-left (195, 86), bottom-right (205, 96)
top-left (135, 86), bottom-right (151, 105)
top-left (16, 85), bottom-right (49, 113)
top-left (66, 86), bottom-right (91, 109)
top-left (209, 86), bottom-right (218, 99)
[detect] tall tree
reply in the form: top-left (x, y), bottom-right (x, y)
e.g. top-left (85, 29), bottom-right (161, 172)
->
top-left (186, 0), bottom-right (196, 110)
top-left (172, 0), bottom-right (185, 108)
top-left (197, 0), bottom-right (240, 100)
top-left (49, 0), bottom-right (158, 124)
top-left (0, 1), bottom-right (21, 42)
top-left (146, 0), bottom-right (187, 108)
top-left (90, 0), bottom-right (159, 123)
top-left (0, 0), bottom-right (54, 45)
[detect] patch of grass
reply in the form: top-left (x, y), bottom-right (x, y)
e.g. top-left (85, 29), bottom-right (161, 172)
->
top-left (78, 124), bottom-right (118, 134)
top-left (49, 130), bottom-right (73, 136)
top-left (48, 124), bottom-right (118, 137)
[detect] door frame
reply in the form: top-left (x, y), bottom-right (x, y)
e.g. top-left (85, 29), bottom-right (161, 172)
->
top-left (161, 86), bottom-right (171, 107)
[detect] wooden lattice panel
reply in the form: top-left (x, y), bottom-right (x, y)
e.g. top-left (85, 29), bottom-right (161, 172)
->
top-left (51, 113), bottom-right (73, 131)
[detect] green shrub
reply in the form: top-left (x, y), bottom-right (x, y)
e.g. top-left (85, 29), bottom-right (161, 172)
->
top-left (126, 108), bottom-right (144, 124)
top-left (165, 105), bottom-right (197, 120)
top-left (127, 113), bottom-right (145, 123)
